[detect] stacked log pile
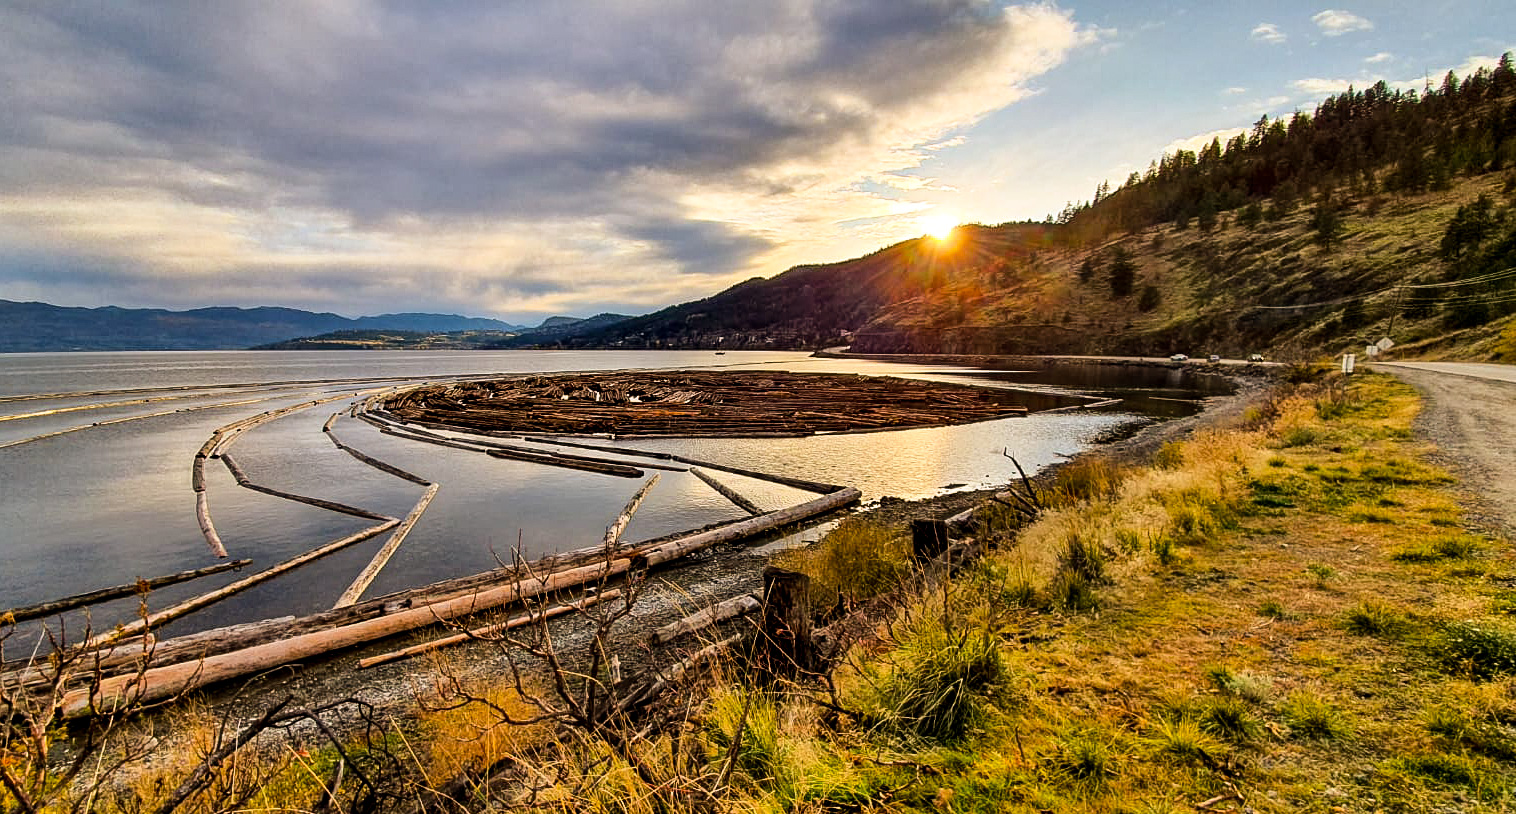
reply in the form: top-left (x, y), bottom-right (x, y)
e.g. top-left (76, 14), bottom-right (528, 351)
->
top-left (384, 371), bottom-right (1030, 437)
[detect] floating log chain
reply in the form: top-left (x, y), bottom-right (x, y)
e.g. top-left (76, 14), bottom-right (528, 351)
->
top-left (383, 371), bottom-right (1031, 438)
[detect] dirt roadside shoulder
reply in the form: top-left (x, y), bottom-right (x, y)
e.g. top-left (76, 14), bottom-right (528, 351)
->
top-left (1376, 364), bottom-right (1516, 539)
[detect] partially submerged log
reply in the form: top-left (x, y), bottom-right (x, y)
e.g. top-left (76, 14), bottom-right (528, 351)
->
top-left (690, 468), bottom-right (763, 515)
top-left (333, 483), bottom-right (441, 608)
top-left (0, 560), bottom-right (252, 624)
top-left (194, 490), bottom-right (229, 559)
top-left (221, 454), bottom-right (394, 522)
top-left (604, 475), bottom-right (660, 548)
top-left (634, 487), bottom-right (860, 568)
top-left (647, 594), bottom-right (760, 646)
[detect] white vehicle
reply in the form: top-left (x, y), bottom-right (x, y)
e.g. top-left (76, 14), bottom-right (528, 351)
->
top-left (1169, 353), bottom-right (1189, 362)
top-left (1208, 354), bottom-right (1221, 363)
top-left (1248, 353), bottom-right (1265, 362)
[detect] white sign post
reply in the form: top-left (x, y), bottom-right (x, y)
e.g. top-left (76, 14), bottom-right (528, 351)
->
top-left (1342, 353), bottom-right (1356, 374)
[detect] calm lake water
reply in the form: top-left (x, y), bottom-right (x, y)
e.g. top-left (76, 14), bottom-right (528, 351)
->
top-left (0, 350), bottom-right (1227, 642)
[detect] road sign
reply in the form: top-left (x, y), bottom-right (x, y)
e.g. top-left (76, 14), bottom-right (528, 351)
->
top-left (1342, 353), bottom-right (1356, 374)
top-left (1366, 344), bottom-right (1379, 357)
top-left (1376, 337), bottom-right (1395, 351)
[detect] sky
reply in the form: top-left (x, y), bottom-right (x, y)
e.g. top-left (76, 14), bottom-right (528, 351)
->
top-left (0, 2), bottom-right (1511, 324)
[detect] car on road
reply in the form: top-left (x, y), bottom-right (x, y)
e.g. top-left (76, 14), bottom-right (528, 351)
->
top-left (1208, 354), bottom-right (1221, 363)
top-left (1169, 353), bottom-right (1189, 362)
top-left (1248, 353), bottom-right (1265, 362)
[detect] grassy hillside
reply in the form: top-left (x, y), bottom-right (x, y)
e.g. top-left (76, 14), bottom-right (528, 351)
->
top-left (571, 62), bottom-right (1516, 359)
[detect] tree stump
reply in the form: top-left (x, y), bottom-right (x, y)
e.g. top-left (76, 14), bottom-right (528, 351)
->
top-left (760, 566), bottom-right (812, 680)
top-left (911, 518), bottom-right (950, 562)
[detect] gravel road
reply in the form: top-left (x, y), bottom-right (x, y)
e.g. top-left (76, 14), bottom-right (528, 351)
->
top-left (1376, 362), bottom-right (1516, 537)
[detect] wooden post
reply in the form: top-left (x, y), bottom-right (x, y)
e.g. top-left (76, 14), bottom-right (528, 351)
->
top-left (911, 519), bottom-right (950, 563)
top-left (760, 567), bottom-right (812, 680)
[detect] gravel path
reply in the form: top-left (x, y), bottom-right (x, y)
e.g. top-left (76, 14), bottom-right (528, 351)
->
top-left (1376, 362), bottom-right (1516, 538)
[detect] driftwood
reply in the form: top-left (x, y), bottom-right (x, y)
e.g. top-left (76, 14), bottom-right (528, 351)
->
top-left (485, 447), bottom-right (644, 478)
top-left (690, 468), bottom-right (763, 515)
top-left (1039, 397), bottom-right (1123, 414)
top-left (62, 557), bottom-right (633, 716)
top-left (634, 487), bottom-right (860, 568)
top-left (333, 483), bottom-right (441, 608)
top-left (86, 519), bottom-right (400, 650)
top-left (0, 560), bottom-right (252, 624)
top-left (647, 594), bottom-right (760, 646)
top-left (356, 588), bottom-right (625, 669)
top-left (609, 633), bottom-right (744, 719)
top-left (604, 475), bottom-right (660, 548)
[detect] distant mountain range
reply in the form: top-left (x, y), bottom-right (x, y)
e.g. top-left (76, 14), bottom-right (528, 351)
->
top-left (0, 300), bottom-right (527, 352)
top-left (259, 313), bottom-right (635, 350)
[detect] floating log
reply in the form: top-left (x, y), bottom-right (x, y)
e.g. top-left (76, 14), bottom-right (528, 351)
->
top-left (195, 491), bottom-right (230, 559)
top-left (63, 556), bottom-right (632, 717)
top-left (0, 397), bottom-right (271, 452)
top-left (634, 487), bottom-right (860, 568)
top-left (327, 429), bottom-right (432, 485)
top-left (486, 447), bottom-right (644, 478)
top-left (531, 439), bottom-right (841, 494)
top-left (0, 560), bottom-right (252, 624)
top-left (648, 594), bottom-right (760, 647)
top-left (604, 475), bottom-right (660, 548)
top-left (1039, 398), bottom-right (1122, 414)
top-left (220, 454), bottom-right (393, 522)
top-left (357, 587), bottom-right (625, 669)
top-left (759, 567), bottom-right (813, 680)
top-left (86, 519), bottom-right (400, 650)
top-left (333, 483), bottom-right (441, 608)
top-left (690, 468), bottom-right (763, 515)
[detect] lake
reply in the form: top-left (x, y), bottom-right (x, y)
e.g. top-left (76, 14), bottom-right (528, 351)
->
top-left (0, 350), bottom-right (1226, 642)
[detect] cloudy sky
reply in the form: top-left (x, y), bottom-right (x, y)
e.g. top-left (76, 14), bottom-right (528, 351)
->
top-left (0, 2), bottom-right (1510, 323)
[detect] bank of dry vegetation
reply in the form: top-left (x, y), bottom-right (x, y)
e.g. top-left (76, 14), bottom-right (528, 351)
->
top-left (6, 372), bottom-right (1516, 813)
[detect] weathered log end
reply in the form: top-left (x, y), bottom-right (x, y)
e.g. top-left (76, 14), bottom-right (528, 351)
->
top-left (759, 566), bottom-right (812, 681)
top-left (911, 518), bottom-right (950, 563)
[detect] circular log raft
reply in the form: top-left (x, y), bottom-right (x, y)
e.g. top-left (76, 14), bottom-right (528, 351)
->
top-left (384, 371), bottom-right (1031, 438)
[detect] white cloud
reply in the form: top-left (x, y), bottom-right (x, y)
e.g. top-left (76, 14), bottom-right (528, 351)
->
top-left (1292, 77), bottom-right (1356, 95)
top-left (1224, 86), bottom-right (1248, 95)
top-left (1250, 23), bottom-right (1286, 44)
top-left (1365, 51), bottom-right (1393, 64)
top-left (1312, 10), bottom-right (1372, 37)
top-left (0, 2), bottom-right (1091, 319)
top-left (1161, 127), bottom-right (1248, 157)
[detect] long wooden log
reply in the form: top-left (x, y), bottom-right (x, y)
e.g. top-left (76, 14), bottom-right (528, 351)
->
top-left (327, 429), bottom-right (432, 485)
top-left (220, 454), bottom-right (394, 522)
top-left (332, 483), bottom-right (441, 608)
top-left (356, 588), bottom-right (625, 669)
top-left (634, 487), bottom-right (860, 568)
top-left (62, 556), bottom-right (631, 717)
top-left (486, 448), bottom-right (644, 478)
top-left (648, 594), bottom-right (760, 646)
top-left (195, 491), bottom-right (229, 559)
top-left (604, 475), bottom-right (660, 548)
top-left (531, 438), bottom-right (841, 493)
top-left (0, 560), bottom-right (253, 625)
top-left (689, 468), bottom-right (763, 515)
top-left (85, 519), bottom-right (400, 650)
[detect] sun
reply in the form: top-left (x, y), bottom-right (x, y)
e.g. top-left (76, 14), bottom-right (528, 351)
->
top-left (920, 213), bottom-right (959, 242)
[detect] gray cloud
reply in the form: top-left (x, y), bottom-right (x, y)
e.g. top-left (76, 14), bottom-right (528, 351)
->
top-left (0, 1), bottom-right (1082, 317)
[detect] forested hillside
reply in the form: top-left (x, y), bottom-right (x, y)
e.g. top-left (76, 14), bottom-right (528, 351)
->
top-left (560, 56), bottom-right (1516, 359)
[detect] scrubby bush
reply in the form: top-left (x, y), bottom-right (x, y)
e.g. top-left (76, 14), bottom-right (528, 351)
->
top-left (1438, 620), bottom-right (1516, 679)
